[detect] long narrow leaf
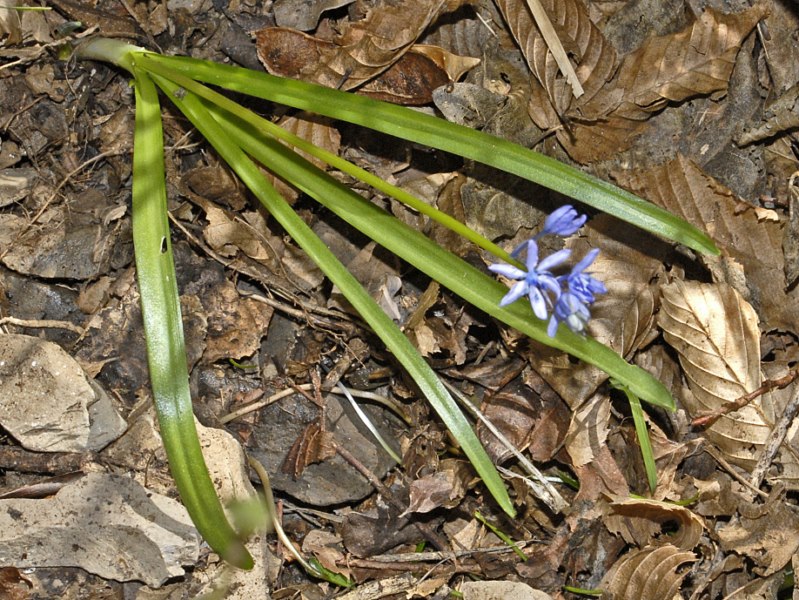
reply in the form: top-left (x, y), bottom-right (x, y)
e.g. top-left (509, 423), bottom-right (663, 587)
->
top-left (133, 52), bottom-right (519, 266)
top-left (131, 68), bottom-right (253, 569)
top-left (142, 53), bottom-right (719, 256)
top-left (204, 104), bottom-right (674, 411)
top-left (147, 73), bottom-right (517, 517)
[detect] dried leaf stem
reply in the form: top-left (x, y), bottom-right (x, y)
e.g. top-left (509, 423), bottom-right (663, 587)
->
top-left (523, 0), bottom-right (583, 98)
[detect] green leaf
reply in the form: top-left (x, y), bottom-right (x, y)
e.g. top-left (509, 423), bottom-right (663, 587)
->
top-left (130, 68), bottom-right (252, 569)
top-left (146, 72), bottom-right (517, 517)
top-left (141, 53), bottom-right (719, 256)
top-left (621, 384), bottom-right (658, 493)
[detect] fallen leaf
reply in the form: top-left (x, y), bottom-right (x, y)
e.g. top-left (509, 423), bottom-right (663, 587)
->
top-left (613, 154), bottom-right (799, 333)
top-left (659, 280), bottom-right (769, 470)
top-left (606, 497), bottom-right (704, 550)
top-left (272, 0), bottom-right (356, 31)
top-left (717, 492), bottom-right (799, 577)
top-left (404, 459), bottom-right (471, 515)
top-left (610, 6), bottom-right (768, 120)
top-left (494, 0), bottom-right (617, 119)
top-left (600, 545), bottom-right (696, 600)
top-left (564, 393), bottom-right (611, 468)
top-left (0, 2), bottom-right (21, 46)
top-left (255, 0), bottom-right (458, 90)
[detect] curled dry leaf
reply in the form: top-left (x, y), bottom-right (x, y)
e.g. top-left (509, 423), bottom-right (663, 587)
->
top-left (255, 0), bottom-right (457, 91)
top-left (600, 544), bottom-right (696, 600)
top-left (564, 393), bottom-right (610, 468)
top-left (610, 6), bottom-right (767, 120)
top-left (658, 280), bottom-right (772, 470)
top-left (606, 497), bottom-right (704, 550)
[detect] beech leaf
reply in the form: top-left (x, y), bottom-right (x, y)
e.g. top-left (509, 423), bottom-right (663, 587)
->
top-left (601, 545), bottom-right (696, 600)
top-left (658, 280), bottom-right (766, 469)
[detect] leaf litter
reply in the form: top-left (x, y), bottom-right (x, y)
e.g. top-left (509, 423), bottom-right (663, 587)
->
top-left (2, 0), bottom-right (799, 597)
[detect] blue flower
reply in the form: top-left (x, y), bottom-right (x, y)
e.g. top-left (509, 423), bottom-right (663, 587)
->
top-left (548, 291), bottom-right (592, 336)
top-left (547, 248), bottom-right (606, 336)
top-left (490, 206), bottom-right (604, 337)
top-left (539, 205), bottom-right (587, 238)
top-left (563, 249), bottom-right (606, 304)
top-left (489, 239), bottom-right (571, 320)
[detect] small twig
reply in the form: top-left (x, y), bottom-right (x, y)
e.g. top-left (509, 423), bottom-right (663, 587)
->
top-left (750, 382), bottom-right (799, 489)
top-left (691, 368), bottom-right (799, 428)
top-left (0, 316), bottom-right (85, 335)
top-left (220, 382), bottom-right (405, 424)
top-left (703, 446), bottom-right (768, 499)
top-left (368, 542), bottom-right (534, 563)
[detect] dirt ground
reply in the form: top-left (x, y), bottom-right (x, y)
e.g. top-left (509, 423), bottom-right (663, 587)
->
top-left (1, 0), bottom-right (799, 598)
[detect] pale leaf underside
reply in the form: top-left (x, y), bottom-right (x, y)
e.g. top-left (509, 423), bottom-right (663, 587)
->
top-left (659, 280), bottom-right (767, 468)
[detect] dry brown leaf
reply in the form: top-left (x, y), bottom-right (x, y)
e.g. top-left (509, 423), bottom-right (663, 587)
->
top-left (404, 459), bottom-right (471, 515)
top-left (356, 49), bottom-right (451, 105)
top-left (0, 2), bottom-right (21, 46)
top-left (600, 545), bottom-right (696, 600)
top-left (606, 498), bottom-right (704, 550)
top-left (495, 0), bottom-right (617, 118)
top-left (610, 6), bottom-right (767, 120)
top-left (200, 279), bottom-right (274, 364)
top-left (736, 81), bottom-right (799, 146)
top-left (265, 114), bottom-right (341, 201)
top-left (613, 154), bottom-right (799, 333)
top-left (564, 393), bottom-right (611, 468)
top-left (658, 280), bottom-right (771, 471)
top-left (411, 44), bottom-right (481, 82)
top-left (282, 422), bottom-right (337, 479)
top-left (255, 1), bottom-right (456, 90)
top-left (476, 388), bottom-right (540, 463)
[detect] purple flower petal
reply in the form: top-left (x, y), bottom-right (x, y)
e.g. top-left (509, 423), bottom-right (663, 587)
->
top-left (541, 205), bottom-right (587, 237)
top-left (538, 248), bottom-right (571, 271)
top-left (499, 281), bottom-right (529, 306)
top-left (489, 263), bottom-right (527, 280)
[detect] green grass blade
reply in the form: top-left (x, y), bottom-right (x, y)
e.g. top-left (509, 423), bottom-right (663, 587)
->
top-left (147, 72), bottom-right (517, 517)
top-left (622, 385), bottom-right (658, 493)
top-left (130, 68), bottom-right (253, 569)
top-left (206, 105), bottom-right (674, 411)
top-left (141, 53), bottom-right (719, 256)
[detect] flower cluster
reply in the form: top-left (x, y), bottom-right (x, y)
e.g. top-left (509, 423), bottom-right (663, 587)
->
top-left (489, 205), bottom-right (605, 337)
